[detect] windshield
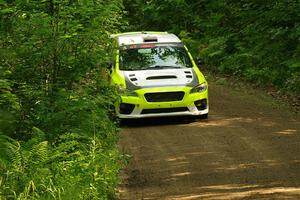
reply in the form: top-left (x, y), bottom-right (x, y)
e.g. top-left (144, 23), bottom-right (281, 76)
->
top-left (119, 45), bottom-right (193, 71)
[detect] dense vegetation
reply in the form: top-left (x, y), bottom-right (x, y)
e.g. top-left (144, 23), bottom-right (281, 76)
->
top-left (1, 0), bottom-right (125, 199)
top-left (1, 0), bottom-right (299, 199)
top-left (124, 0), bottom-right (300, 95)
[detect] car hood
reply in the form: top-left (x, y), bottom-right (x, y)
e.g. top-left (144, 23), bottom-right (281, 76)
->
top-left (123, 68), bottom-right (199, 90)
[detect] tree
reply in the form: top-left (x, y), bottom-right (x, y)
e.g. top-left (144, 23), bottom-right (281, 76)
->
top-left (1, 0), bottom-right (126, 198)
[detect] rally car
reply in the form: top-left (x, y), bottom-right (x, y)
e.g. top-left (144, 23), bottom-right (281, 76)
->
top-left (109, 32), bottom-right (208, 119)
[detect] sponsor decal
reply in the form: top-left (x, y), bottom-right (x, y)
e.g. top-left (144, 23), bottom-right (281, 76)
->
top-left (121, 42), bottom-right (184, 50)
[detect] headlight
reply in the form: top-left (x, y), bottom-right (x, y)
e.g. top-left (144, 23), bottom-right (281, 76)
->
top-left (190, 82), bottom-right (207, 93)
top-left (119, 87), bottom-right (138, 97)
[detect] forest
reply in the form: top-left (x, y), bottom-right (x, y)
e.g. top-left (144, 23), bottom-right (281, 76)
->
top-left (1, 0), bottom-right (299, 199)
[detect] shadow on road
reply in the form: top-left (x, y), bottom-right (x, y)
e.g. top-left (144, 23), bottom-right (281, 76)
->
top-left (119, 116), bottom-right (208, 128)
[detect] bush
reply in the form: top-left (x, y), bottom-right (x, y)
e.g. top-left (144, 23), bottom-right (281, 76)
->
top-left (1, 0), bottom-right (126, 199)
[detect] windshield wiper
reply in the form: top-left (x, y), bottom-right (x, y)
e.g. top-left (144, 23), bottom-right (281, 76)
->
top-left (145, 65), bottom-right (182, 70)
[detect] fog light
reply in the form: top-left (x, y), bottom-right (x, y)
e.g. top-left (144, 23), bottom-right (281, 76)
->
top-left (119, 103), bottom-right (135, 114)
top-left (194, 99), bottom-right (207, 110)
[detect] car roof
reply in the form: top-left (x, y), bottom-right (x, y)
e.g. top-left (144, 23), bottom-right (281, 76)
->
top-left (111, 32), bottom-right (182, 46)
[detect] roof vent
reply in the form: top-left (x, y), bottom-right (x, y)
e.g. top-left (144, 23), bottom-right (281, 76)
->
top-left (143, 36), bottom-right (158, 43)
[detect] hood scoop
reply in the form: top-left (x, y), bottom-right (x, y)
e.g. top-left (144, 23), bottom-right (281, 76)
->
top-left (146, 75), bottom-right (177, 80)
top-left (184, 71), bottom-right (193, 79)
top-left (128, 74), bottom-right (138, 82)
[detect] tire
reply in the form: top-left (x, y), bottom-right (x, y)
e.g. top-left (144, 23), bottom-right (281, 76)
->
top-left (199, 113), bottom-right (208, 119)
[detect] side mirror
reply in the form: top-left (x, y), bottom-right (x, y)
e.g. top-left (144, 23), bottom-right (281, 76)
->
top-left (107, 61), bottom-right (113, 69)
top-left (106, 62), bottom-right (113, 74)
top-left (196, 57), bottom-right (203, 66)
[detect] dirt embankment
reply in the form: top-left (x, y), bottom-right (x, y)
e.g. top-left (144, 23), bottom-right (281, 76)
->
top-left (118, 82), bottom-right (300, 200)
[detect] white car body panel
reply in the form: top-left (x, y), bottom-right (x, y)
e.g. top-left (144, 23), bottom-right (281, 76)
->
top-left (123, 68), bottom-right (195, 88)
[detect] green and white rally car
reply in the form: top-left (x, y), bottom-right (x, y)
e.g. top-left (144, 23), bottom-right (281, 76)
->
top-left (109, 32), bottom-right (208, 119)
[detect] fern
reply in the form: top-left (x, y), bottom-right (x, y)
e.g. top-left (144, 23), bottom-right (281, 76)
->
top-left (29, 141), bottom-right (48, 164)
top-left (0, 133), bottom-right (20, 169)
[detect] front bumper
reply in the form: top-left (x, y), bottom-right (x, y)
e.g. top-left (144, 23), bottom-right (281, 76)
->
top-left (117, 86), bottom-right (208, 119)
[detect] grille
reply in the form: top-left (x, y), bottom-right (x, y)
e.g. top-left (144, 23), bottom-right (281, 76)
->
top-left (144, 92), bottom-right (185, 102)
top-left (141, 107), bottom-right (188, 114)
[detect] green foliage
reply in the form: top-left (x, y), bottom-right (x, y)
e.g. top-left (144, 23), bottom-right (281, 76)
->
top-left (124, 0), bottom-right (194, 34)
top-left (0, 130), bottom-right (123, 199)
top-left (1, 0), bottom-right (126, 199)
top-left (0, 67), bottom-right (20, 137)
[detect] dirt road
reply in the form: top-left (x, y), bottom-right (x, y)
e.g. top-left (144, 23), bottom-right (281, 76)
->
top-left (118, 82), bottom-right (300, 200)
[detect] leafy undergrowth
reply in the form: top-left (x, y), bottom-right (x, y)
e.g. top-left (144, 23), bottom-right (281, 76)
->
top-left (0, 80), bottom-right (126, 200)
top-left (203, 68), bottom-right (300, 114)
top-left (0, 0), bottom-right (126, 199)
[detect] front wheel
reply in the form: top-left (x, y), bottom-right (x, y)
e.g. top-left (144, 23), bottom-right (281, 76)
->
top-left (199, 113), bottom-right (208, 119)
